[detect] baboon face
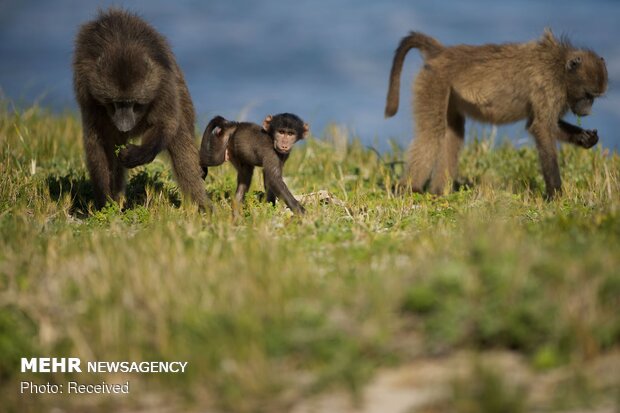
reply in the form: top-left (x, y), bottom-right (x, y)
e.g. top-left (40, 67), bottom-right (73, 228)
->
top-left (273, 127), bottom-right (299, 154)
top-left (566, 52), bottom-right (608, 117)
top-left (104, 101), bottom-right (149, 132)
top-left (91, 48), bottom-right (161, 132)
top-left (264, 113), bottom-right (309, 155)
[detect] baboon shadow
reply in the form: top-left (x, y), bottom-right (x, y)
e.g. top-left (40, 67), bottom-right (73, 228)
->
top-left (124, 169), bottom-right (181, 209)
top-left (46, 172), bottom-right (94, 217)
top-left (452, 179), bottom-right (475, 192)
top-left (46, 169), bottom-right (181, 217)
top-left (388, 177), bottom-right (475, 196)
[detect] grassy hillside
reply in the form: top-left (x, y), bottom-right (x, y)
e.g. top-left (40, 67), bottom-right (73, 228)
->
top-left (1, 105), bottom-right (619, 412)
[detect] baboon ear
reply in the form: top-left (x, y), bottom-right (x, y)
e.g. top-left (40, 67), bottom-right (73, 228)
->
top-left (302, 123), bottom-right (310, 139)
top-left (566, 55), bottom-right (582, 71)
top-left (213, 126), bottom-right (222, 137)
top-left (262, 115), bottom-right (273, 131)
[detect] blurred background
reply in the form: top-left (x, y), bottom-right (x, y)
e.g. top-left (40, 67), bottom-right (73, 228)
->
top-left (1, 0), bottom-right (619, 150)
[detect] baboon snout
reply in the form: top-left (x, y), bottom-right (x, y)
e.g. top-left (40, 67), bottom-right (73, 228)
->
top-left (112, 102), bottom-right (137, 132)
top-left (275, 144), bottom-right (291, 154)
top-left (572, 97), bottom-right (594, 117)
top-left (573, 105), bottom-right (592, 117)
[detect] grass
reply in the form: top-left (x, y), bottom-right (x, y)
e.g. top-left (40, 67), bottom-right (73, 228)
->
top-left (1, 104), bottom-right (619, 412)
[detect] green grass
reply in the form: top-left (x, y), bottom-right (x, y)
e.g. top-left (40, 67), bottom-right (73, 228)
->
top-left (1, 105), bottom-right (619, 412)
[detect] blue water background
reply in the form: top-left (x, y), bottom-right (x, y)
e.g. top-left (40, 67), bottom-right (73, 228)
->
top-left (1, 0), bottom-right (619, 150)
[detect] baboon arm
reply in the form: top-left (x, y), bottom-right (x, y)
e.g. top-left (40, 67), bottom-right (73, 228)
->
top-left (263, 170), bottom-right (276, 205)
top-left (557, 120), bottom-right (599, 149)
top-left (82, 123), bottom-right (113, 208)
top-left (263, 163), bottom-right (304, 214)
top-left (118, 128), bottom-right (166, 168)
top-left (528, 119), bottom-right (562, 198)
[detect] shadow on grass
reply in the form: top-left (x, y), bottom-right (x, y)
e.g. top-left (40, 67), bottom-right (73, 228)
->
top-left (386, 177), bottom-right (477, 196)
top-left (46, 172), bottom-right (93, 217)
top-left (46, 169), bottom-right (181, 216)
top-left (125, 169), bottom-right (181, 209)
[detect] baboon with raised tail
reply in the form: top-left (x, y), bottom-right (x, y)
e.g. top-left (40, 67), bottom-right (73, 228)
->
top-left (385, 29), bottom-right (607, 198)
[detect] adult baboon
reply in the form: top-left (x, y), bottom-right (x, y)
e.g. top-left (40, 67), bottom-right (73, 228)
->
top-left (73, 8), bottom-right (207, 210)
top-left (385, 29), bottom-right (607, 198)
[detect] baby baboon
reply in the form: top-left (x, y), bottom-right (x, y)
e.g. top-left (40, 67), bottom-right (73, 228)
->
top-left (200, 113), bottom-right (308, 214)
top-left (385, 29), bottom-right (608, 198)
top-left (73, 8), bottom-right (207, 210)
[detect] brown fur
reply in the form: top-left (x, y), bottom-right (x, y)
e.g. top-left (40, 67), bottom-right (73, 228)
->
top-left (385, 29), bottom-right (608, 198)
top-left (73, 8), bottom-right (207, 210)
top-left (200, 114), bottom-right (308, 215)
top-left (200, 116), bottom-right (237, 172)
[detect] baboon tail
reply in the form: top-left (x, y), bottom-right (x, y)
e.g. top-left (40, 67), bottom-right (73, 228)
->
top-left (204, 115), bottom-right (229, 137)
top-left (200, 115), bottom-right (231, 171)
top-left (385, 31), bottom-right (444, 118)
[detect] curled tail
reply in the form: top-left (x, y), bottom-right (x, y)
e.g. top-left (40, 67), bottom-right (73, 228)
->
top-left (200, 115), bottom-right (235, 177)
top-left (203, 115), bottom-right (229, 139)
top-left (385, 31), bottom-right (444, 118)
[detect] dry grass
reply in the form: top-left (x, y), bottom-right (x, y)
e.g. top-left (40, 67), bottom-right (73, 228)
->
top-left (1, 104), bottom-right (619, 412)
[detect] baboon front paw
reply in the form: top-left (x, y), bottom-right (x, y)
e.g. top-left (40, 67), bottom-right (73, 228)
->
top-left (117, 144), bottom-right (143, 168)
top-left (579, 129), bottom-right (599, 149)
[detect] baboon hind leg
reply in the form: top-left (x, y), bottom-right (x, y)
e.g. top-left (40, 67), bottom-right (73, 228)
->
top-left (429, 101), bottom-right (465, 195)
top-left (167, 130), bottom-right (209, 210)
top-left (232, 164), bottom-right (254, 218)
top-left (401, 73), bottom-right (450, 192)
